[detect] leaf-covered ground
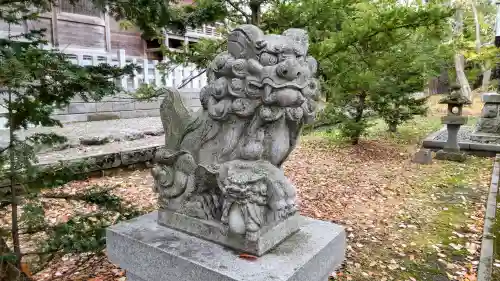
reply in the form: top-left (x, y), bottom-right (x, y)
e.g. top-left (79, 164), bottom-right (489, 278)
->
top-left (3, 111), bottom-right (495, 281)
top-left (295, 118), bottom-right (492, 281)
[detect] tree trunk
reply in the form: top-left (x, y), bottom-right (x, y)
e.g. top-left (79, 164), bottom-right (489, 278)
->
top-left (453, 8), bottom-right (472, 99)
top-left (437, 68), bottom-right (450, 94)
top-left (454, 53), bottom-right (472, 99)
top-left (482, 69), bottom-right (492, 90)
top-left (8, 90), bottom-right (21, 270)
top-left (471, 2), bottom-right (481, 53)
top-left (249, 0), bottom-right (261, 26)
top-left (351, 93), bottom-right (366, 145)
top-left (5, 25), bottom-right (21, 271)
top-left (388, 122), bottom-right (398, 133)
top-left (471, 1), bottom-right (490, 90)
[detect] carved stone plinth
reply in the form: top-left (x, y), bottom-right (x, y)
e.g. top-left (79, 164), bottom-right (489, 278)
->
top-left (471, 93), bottom-right (500, 144)
top-left (157, 209), bottom-right (304, 256)
top-left (441, 122), bottom-right (465, 152)
top-left (435, 123), bottom-right (467, 162)
top-left (107, 212), bottom-right (346, 281)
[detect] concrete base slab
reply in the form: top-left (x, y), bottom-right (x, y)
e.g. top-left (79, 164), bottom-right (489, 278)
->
top-left (470, 132), bottom-right (500, 144)
top-left (422, 126), bottom-right (500, 157)
top-left (157, 209), bottom-right (304, 256)
top-left (106, 212), bottom-right (346, 281)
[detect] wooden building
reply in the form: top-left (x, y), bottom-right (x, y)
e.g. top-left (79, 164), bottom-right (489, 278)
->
top-left (0, 0), bottom-right (221, 60)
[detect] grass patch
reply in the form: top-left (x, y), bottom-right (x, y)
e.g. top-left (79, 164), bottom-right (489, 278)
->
top-left (390, 157), bottom-right (491, 280)
top-left (338, 156), bottom-right (492, 281)
top-left (307, 116), bottom-right (444, 146)
top-left (307, 93), bottom-right (482, 147)
top-left (393, 158), bottom-right (488, 280)
top-left (366, 116), bottom-right (442, 145)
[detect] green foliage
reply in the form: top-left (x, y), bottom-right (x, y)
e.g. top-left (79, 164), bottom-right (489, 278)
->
top-left (41, 186), bottom-right (142, 255)
top-left (157, 36), bottom-right (227, 89)
top-left (46, 215), bottom-right (109, 253)
top-left (95, 0), bottom-right (227, 39)
top-left (162, 37), bottom-right (226, 71)
top-left (463, 43), bottom-right (500, 68)
top-left (450, 0), bottom-right (497, 90)
top-left (20, 202), bottom-right (45, 233)
top-left (139, 0), bottom-right (453, 144)
top-left (263, 0), bottom-right (453, 142)
top-left (369, 40), bottom-right (438, 132)
top-left (0, 0), bottom-right (143, 275)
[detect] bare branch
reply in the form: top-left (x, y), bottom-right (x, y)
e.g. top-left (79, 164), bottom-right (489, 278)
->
top-left (177, 69), bottom-right (207, 89)
top-left (224, 0), bottom-right (251, 22)
top-left (0, 144), bottom-right (10, 155)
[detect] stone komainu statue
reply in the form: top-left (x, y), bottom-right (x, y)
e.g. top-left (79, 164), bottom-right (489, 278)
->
top-left (151, 24), bottom-right (320, 253)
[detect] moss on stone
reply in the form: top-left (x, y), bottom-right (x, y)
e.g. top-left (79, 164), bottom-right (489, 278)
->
top-left (438, 92), bottom-right (472, 106)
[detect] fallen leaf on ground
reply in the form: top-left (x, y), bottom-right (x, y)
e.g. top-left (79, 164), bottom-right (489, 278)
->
top-left (238, 253), bottom-right (258, 260)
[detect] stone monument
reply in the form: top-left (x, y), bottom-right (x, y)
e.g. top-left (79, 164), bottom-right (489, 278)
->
top-left (106, 25), bottom-right (346, 281)
top-left (470, 92), bottom-right (500, 143)
top-left (435, 85), bottom-right (471, 162)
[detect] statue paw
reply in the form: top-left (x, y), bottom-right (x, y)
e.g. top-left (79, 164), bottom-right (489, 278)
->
top-left (151, 166), bottom-right (174, 193)
top-left (245, 230), bottom-right (259, 242)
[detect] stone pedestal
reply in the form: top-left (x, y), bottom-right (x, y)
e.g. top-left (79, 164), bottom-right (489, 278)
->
top-left (106, 212), bottom-right (346, 281)
top-left (157, 209), bottom-right (304, 256)
top-left (471, 93), bottom-right (500, 143)
top-left (435, 115), bottom-right (468, 162)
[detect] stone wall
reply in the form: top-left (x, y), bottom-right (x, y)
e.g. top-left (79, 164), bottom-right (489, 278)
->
top-left (0, 89), bottom-right (202, 126)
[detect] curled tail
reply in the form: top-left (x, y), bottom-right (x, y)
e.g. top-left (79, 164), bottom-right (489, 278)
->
top-left (160, 88), bottom-right (192, 151)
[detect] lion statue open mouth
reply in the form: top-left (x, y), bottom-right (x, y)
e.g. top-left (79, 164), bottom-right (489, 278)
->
top-left (151, 24), bottom-right (320, 246)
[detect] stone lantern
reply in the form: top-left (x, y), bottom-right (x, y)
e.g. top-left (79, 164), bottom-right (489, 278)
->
top-left (435, 85), bottom-right (471, 162)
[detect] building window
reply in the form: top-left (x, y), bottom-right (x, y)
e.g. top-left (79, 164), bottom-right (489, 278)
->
top-left (168, 38), bottom-right (183, 50)
top-left (58, 0), bottom-right (102, 17)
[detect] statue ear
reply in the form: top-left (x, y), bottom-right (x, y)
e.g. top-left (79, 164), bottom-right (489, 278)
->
top-left (227, 24), bottom-right (264, 59)
top-left (282, 28), bottom-right (309, 54)
top-left (306, 56), bottom-right (317, 75)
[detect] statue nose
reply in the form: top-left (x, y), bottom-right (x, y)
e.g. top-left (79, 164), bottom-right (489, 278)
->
top-left (276, 59), bottom-right (302, 81)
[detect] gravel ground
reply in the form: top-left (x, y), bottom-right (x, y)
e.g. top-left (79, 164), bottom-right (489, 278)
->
top-left (432, 126), bottom-right (475, 142)
top-left (37, 135), bottom-right (164, 164)
top-left (0, 117), bottom-right (163, 149)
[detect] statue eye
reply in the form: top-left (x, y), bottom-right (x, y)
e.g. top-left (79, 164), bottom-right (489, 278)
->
top-left (259, 52), bottom-right (278, 66)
